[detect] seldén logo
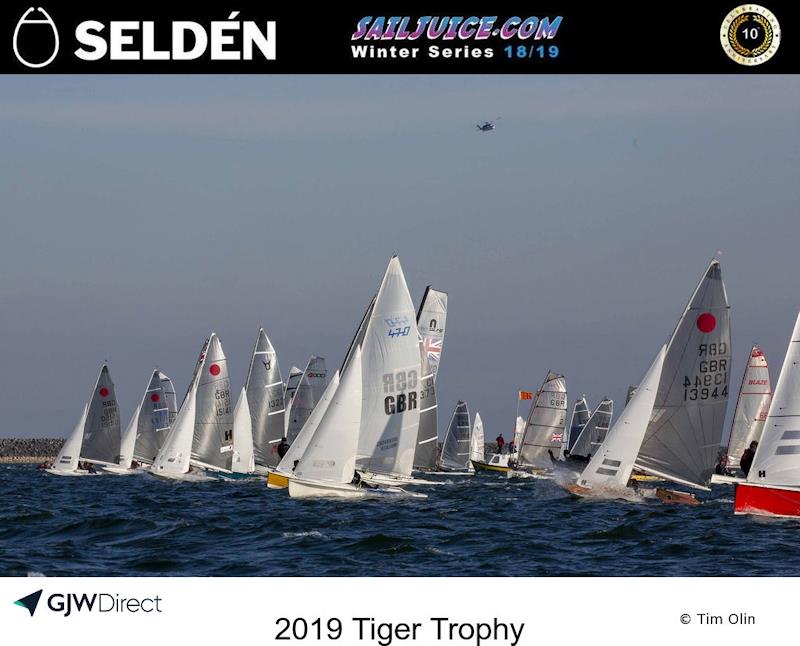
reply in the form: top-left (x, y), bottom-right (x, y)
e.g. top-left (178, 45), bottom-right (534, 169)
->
top-left (13, 589), bottom-right (163, 617)
top-left (12, 7), bottom-right (276, 69)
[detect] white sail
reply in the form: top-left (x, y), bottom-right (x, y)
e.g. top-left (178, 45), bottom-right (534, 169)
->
top-left (417, 286), bottom-right (448, 382)
top-left (283, 366), bottom-right (304, 411)
top-left (295, 347), bottom-right (362, 485)
top-left (159, 371), bottom-right (178, 427)
top-left (748, 314), bottom-right (800, 486)
top-left (81, 364), bottom-right (121, 465)
top-left (245, 328), bottom-right (285, 468)
top-left (191, 334), bottom-right (233, 472)
top-left (152, 385), bottom-right (197, 477)
top-left (131, 369), bottom-right (172, 464)
top-left (341, 296), bottom-right (375, 374)
top-left (470, 412), bottom-right (485, 463)
top-left (726, 345), bottom-right (772, 469)
top-left (414, 288), bottom-right (447, 469)
top-left (52, 404), bottom-right (88, 472)
top-left (413, 339), bottom-right (439, 470)
top-left (285, 356), bottom-right (327, 444)
top-left (232, 388), bottom-right (255, 474)
top-left (439, 401), bottom-right (471, 471)
top-left (578, 346), bottom-right (666, 490)
top-left (570, 398), bottom-right (613, 459)
top-left (513, 415), bottom-right (525, 448)
top-left (565, 396), bottom-right (590, 452)
top-left (356, 256), bottom-right (422, 478)
top-left (518, 372), bottom-right (568, 468)
top-left (635, 259), bottom-right (731, 490)
top-left (118, 404), bottom-right (141, 469)
top-left (276, 370), bottom-right (340, 476)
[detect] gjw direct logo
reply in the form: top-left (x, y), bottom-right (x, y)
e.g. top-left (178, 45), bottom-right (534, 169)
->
top-left (13, 589), bottom-right (163, 617)
top-left (12, 6), bottom-right (276, 69)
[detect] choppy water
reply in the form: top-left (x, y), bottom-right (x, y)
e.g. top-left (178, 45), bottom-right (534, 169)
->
top-left (1, 464), bottom-right (798, 577)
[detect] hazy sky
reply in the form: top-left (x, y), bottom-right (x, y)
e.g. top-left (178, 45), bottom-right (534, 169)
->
top-left (1, 75), bottom-right (799, 445)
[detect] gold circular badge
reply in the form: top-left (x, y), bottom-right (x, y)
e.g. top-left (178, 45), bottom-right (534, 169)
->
top-left (721, 5), bottom-right (781, 65)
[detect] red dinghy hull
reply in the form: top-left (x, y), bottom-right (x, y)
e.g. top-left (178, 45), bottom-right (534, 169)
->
top-left (734, 483), bottom-right (800, 518)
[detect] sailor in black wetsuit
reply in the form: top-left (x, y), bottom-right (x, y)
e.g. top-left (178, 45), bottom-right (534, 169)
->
top-left (277, 437), bottom-right (290, 458)
top-left (740, 441), bottom-right (758, 477)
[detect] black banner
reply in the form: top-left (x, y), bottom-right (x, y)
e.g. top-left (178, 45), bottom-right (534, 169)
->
top-left (2, 1), bottom-right (797, 73)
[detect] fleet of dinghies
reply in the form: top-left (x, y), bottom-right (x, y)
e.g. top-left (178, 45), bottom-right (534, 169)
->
top-left (43, 254), bottom-right (800, 518)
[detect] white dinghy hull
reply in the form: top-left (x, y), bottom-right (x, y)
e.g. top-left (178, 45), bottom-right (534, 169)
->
top-left (710, 474), bottom-right (744, 486)
top-left (289, 478), bottom-right (370, 499)
top-left (150, 469), bottom-right (217, 482)
top-left (44, 468), bottom-right (98, 477)
top-left (102, 464), bottom-right (150, 476)
top-left (289, 478), bottom-right (425, 499)
top-left (360, 471), bottom-right (446, 486)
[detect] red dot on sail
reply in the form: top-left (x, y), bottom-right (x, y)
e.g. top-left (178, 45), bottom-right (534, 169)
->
top-left (696, 313), bottom-right (716, 333)
top-left (150, 393), bottom-right (160, 402)
top-left (209, 364), bottom-right (221, 376)
top-left (99, 387), bottom-right (109, 397)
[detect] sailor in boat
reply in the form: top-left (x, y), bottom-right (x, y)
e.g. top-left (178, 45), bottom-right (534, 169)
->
top-left (714, 453), bottom-right (730, 476)
top-left (277, 437), bottom-right (290, 459)
top-left (563, 449), bottom-right (590, 466)
top-left (507, 440), bottom-right (516, 454)
top-left (350, 471), bottom-right (378, 490)
top-left (495, 434), bottom-right (506, 453)
top-left (740, 441), bottom-right (757, 477)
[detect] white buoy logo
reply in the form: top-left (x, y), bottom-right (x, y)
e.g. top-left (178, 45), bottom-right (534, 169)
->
top-left (13, 7), bottom-right (59, 68)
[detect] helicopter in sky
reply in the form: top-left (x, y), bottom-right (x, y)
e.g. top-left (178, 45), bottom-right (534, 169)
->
top-left (476, 118), bottom-right (500, 132)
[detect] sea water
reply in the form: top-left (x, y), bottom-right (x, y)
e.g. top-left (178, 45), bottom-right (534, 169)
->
top-left (1, 464), bottom-right (796, 576)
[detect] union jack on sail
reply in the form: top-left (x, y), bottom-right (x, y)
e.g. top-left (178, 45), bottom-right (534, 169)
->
top-left (424, 337), bottom-right (442, 360)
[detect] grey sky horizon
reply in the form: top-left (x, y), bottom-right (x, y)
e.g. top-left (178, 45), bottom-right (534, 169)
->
top-left (1, 75), bottom-right (799, 447)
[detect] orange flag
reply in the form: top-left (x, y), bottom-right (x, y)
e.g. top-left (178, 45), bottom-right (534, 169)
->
top-left (519, 390), bottom-right (533, 400)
